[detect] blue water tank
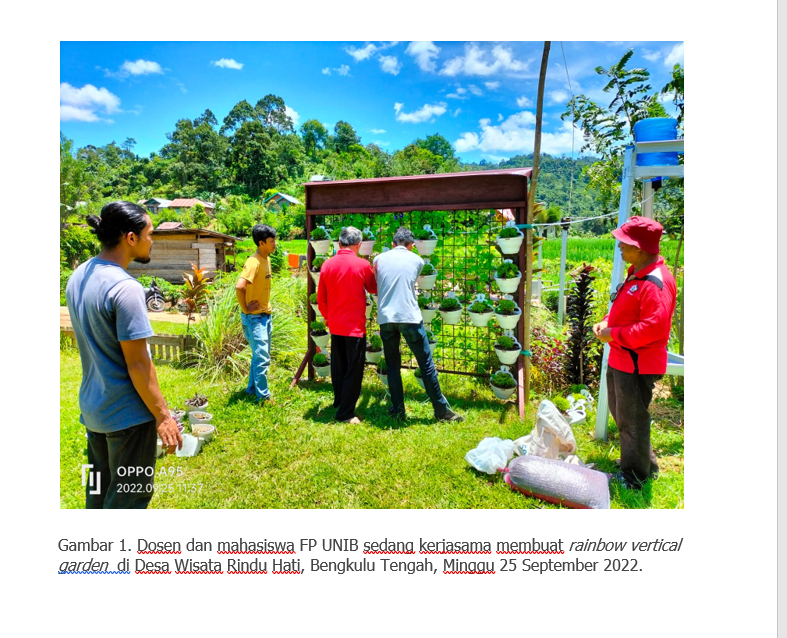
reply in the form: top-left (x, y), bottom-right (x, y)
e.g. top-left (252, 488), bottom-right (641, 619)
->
top-left (633, 118), bottom-right (679, 166)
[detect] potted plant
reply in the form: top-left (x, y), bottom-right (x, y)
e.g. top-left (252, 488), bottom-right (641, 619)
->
top-left (490, 369), bottom-right (517, 401)
top-left (330, 227), bottom-right (343, 254)
top-left (467, 297), bottom-right (494, 327)
top-left (366, 294), bottom-right (373, 319)
top-left (310, 320), bottom-right (330, 348)
top-left (313, 352), bottom-right (331, 377)
top-left (494, 297), bottom-right (522, 330)
top-left (418, 294), bottom-right (438, 323)
top-left (359, 229), bottom-right (376, 256)
top-left (184, 393), bottom-right (208, 413)
top-left (413, 367), bottom-right (426, 390)
top-left (310, 256), bottom-right (327, 286)
top-left (417, 262), bottom-right (438, 290)
top-left (438, 296), bottom-right (463, 325)
top-left (192, 423), bottom-right (216, 443)
top-left (366, 334), bottom-right (384, 363)
top-left (309, 227), bottom-right (331, 255)
top-left (426, 329), bottom-right (437, 355)
top-left (188, 410), bottom-right (212, 426)
top-left (496, 225), bottom-right (525, 255)
top-left (309, 292), bottom-right (322, 317)
top-left (377, 357), bottom-right (389, 387)
top-left (414, 227), bottom-right (438, 256)
top-left (494, 260), bottom-right (522, 293)
top-left (494, 334), bottom-right (521, 365)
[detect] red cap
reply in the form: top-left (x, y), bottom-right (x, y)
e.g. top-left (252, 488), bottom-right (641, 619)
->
top-left (611, 216), bottom-right (663, 254)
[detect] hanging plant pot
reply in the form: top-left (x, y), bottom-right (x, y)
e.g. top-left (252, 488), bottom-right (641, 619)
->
top-left (495, 308), bottom-right (522, 330)
top-left (378, 372), bottom-right (389, 387)
top-left (494, 273), bottom-right (522, 293)
top-left (309, 270), bottom-right (321, 286)
top-left (311, 302), bottom-right (322, 317)
top-left (310, 239), bottom-right (331, 255)
top-left (495, 231), bottom-right (525, 255)
top-left (359, 240), bottom-right (375, 256)
top-left (372, 294), bottom-right (379, 306)
top-left (365, 303), bottom-right (373, 319)
top-left (428, 340), bottom-right (437, 355)
top-left (420, 306), bottom-right (438, 323)
top-left (415, 374), bottom-right (426, 390)
top-left (490, 368), bottom-right (517, 401)
top-left (311, 331), bottom-right (330, 349)
top-left (366, 348), bottom-right (383, 363)
top-left (414, 238), bottom-right (438, 256)
top-left (468, 310), bottom-right (494, 327)
top-left (494, 340), bottom-right (522, 365)
top-left (439, 307), bottom-right (463, 325)
top-left (491, 382), bottom-right (517, 401)
top-left (314, 362), bottom-right (331, 377)
top-left (332, 241), bottom-right (340, 254)
top-left (417, 272), bottom-right (438, 290)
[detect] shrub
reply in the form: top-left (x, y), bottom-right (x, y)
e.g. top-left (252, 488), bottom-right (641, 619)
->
top-left (310, 227), bottom-right (329, 240)
top-left (491, 372), bottom-right (516, 389)
top-left (414, 368), bottom-right (423, 378)
top-left (468, 300), bottom-right (493, 314)
top-left (496, 262), bottom-right (520, 279)
top-left (377, 358), bottom-right (388, 374)
top-left (309, 292), bottom-right (318, 304)
top-left (192, 203), bottom-right (210, 228)
top-left (312, 256), bottom-right (326, 271)
top-left (270, 249), bottom-right (284, 273)
top-left (570, 384), bottom-right (589, 393)
top-left (498, 226), bottom-right (520, 239)
top-left (552, 396), bottom-right (571, 412)
top-left (496, 335), bottom-right (516, 350)
top-left (439, 297), bottom-right (461, 311)
top-left (564, 264), bottom-right (598, 387)
top-left (418, 295), bottom-right (433, 309)
top-left (313, 353), bottom-right (329, 367)
top-left (60, 266), bottom-right (73, 306)
top-left (368, 335), bottom-right (383, 351)
top-left (311, 320), bottom-right (327, 334)
top-left (420, 263), bottom-right (436, 276)
top-left (330, 227), bottom-right (342, 240)
top-left (415, 229), bottom-right (433, 240)
top-left (496, 299), bottom-right (517, 315)
top-left (542, 290), bottom-right (559, 313)
top-left (60, 225), bottom-right (100, 269)
top-left (136, 276), bottom-right (182, 302)
top-left (530, 325), bottom-right (567, 396)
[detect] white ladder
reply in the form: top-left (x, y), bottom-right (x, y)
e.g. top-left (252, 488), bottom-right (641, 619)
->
top-left (594, 138), bottom-right (685, 440)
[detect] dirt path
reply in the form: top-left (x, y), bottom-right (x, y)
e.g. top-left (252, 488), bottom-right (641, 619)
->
top-left (60, 307), bottom-right (201, 327)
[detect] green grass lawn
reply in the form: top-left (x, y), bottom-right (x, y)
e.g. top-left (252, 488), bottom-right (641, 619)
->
top-left (60, 349), bottom-right (683, 509)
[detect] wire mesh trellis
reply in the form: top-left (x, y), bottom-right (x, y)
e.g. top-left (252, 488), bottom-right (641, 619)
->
top-left (304, 209), bottom-right (522, 379)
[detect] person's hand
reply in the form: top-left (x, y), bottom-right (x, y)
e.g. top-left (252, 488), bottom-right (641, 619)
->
top-left (592, 321), bottom-right (608, 338)
top-left (157, 416), bottom-right (183, 455)
top-left (597, 327), bottom-right (613, 343)
top-left (246, 300), bottom-right (261, 312)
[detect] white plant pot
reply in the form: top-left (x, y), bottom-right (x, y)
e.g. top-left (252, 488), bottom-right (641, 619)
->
top-left (366, 349), bottom-right (383, 363)
top-left (309, 270), bottom-right (321, 286)
top-left (495, 274), bottom-right (522, 293)
top-left (415, 239), bottom-right (438, 255)
top-left (311, 302), bottom-right (322, 317)
top-left (332, 241), bottom-right (340, 254)
top-left (314, 363), bottom-right (331, 378)
top-left (311, 332), bottom-right (330, 349)
top-left (415, 376), bottom-right (425, 390)
top-left (378, 373), bottom-right (389, 387)
top-left (495, 310), bottom-right (522, 330)
top-left (188, 411), bottom-right (213, 426)
top-left (428, 341), bottom-right (436, 355)
top-left (310, 239), bottom-right (331, 255)
top-left (192, 423), bottom-right (215, 443)
top-left (359, 240), bottom-right (375, 256)
top-left (496, 234), bottom-right (525, 255)
top-left (366, 304), bottom-right (372, 319)
top-left (156, 438), bottom-right (163, 458)
top-left (421, 307), bottom-right (438, 323)
top-left (468, 310), bottom-right (494, 327)
top-left (372, 294), bottom-right (379, 306)
top-left (439, 307), bottom-right (463, 325)
top-left (494, 346), bottom-right (521, 365)
top-left (184, 400), bottom-right (208, 414)
top-left (417, 273), bottom-right (438, 290)
top-left (491, 384), bottom-right (517, 401)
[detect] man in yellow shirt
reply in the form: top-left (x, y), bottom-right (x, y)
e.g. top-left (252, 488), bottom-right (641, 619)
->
top-left (235, 224), bottom-right (276, 403)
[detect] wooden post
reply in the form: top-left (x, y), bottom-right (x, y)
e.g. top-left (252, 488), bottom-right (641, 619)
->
top-left (516, 206), bottom-right (526, 420)
top-left (522, 41), bottom-right (550, 414)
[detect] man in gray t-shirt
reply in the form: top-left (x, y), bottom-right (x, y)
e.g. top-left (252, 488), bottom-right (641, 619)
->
top-left (373, 227), bottom-right (464, 423)
top-left (66, 201), bottom-right (181, 508)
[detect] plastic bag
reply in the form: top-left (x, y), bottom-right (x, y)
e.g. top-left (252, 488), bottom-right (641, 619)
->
top-left (514, 400), bottom-right (578, 460)
top-left (465, 437), bottom-right (515, 474)
top-left (505, 456), bottom-right (610, 509)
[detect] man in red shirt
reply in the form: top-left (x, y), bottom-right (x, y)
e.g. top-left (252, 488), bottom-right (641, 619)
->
top-left (317, 226), bottom-right (378, 424)
top-left (593, 216), bottom-right (677, 489)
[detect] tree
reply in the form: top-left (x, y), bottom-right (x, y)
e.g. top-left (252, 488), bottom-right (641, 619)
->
top-left (192, 203), bottom-right (210, 228)
top-left (333, 121), bottom-right (360, 153)
top-left (60, 134), bottom-right (93, 227)
top-left (300, 119), bottom-right (329, 156)
top-left (255, 94), bottom-right (294, 134)
top-left (228, 120), bottom-right (285, 197)
top-left (415, 133), bottom-right (455, 160)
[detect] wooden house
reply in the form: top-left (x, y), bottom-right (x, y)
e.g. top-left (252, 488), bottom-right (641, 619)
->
top-left (168, 198), bottom-right (217, 215)
top-left (127, 228), bottom-right (239, 283)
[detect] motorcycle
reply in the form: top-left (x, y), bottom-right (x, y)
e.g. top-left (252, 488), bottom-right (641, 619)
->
top-left (145, 278), bottom-right (167, 312)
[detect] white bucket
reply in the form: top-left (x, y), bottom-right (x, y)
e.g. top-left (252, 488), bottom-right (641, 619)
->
top-left (310, 239), bottom-right (331, 255)
top-left (468, 310), bottom-right (494, 327)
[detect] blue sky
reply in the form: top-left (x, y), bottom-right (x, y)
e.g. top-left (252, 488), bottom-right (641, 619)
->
top-left (60, 41), bottom-right (683, 164)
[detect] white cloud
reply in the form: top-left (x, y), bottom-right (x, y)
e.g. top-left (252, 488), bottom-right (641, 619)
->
top-left (336, 64), bottom-right (350, 76)
top-left (468, 84), bottom-right (483, 96)
top-left (453, 108), bottom-right (462, 117)
top-left (498, 113), bottom-right (504, 122)
top-left (446, 86), bottom-right (468, 99)
top-left (664, 43), bottom-right (684, 67)
top-left (454, 112), bottom-right (580, 155)
top-left (516, 95), bottom-right (532, 107)
top-left (371, 128), bottom-right (386, 134)
top-left (485, 81), bottom-right (501, 90)
top-left (372, 140), bottom-right (390, 147)
top-left (285, 106), bottom-right (300, 127)
top-left (60, 82), bottom-right (121, 122)
top-left (643, 49), bottom-right (662, 62)
top-left (346, 43), bottom-right (378, 62)
top-left (211, 58), bottom-right (243, 70)
top-left (405, 41), bottom-right (441, 72)
top-left (548, 89), bottom-right (570, 105)
top-left (379, 55), bottom-right (402, 75)
top-left (394, 102), bottom-right (447, 123)
top-left (440, 43), bottom-right (531, 77)
top-left (121, 59), bottom-right (163, 75)
top-left (322, 67), bottom-right (331, 75)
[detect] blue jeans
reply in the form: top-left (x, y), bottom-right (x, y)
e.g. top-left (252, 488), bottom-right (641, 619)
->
top-left (241, 312), bottom-right (272, 400)
top-left (380, 322), bottom-right (449, 418)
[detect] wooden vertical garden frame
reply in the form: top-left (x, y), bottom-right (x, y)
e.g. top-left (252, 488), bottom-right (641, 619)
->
top-left (296, 168), bottom-right (533, 419)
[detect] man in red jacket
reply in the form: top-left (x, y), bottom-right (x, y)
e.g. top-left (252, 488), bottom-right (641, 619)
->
top-left (317, 226), bottom-right (378, 424)
top-left (593, 216), bottom-right (677, 489)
